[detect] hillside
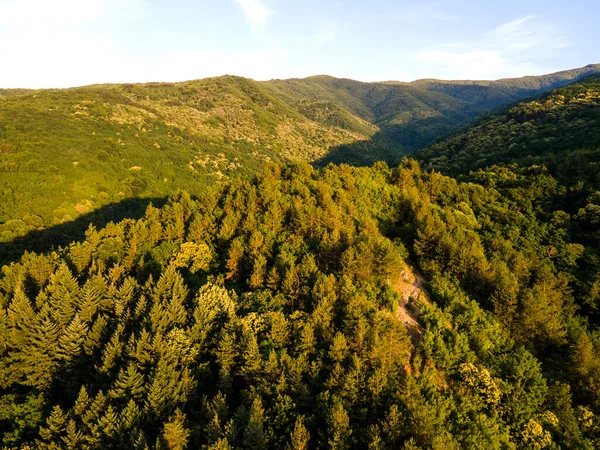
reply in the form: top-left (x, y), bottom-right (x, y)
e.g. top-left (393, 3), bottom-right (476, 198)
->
top-left (267, 64), bottom-right (600, 163)
top-left (1, 65), bottom-right (599, 246)
top-left (415, 74), bottom-right (600, 181)
top-left (415, 72), bottom-right (600, 344)
top-left (0, 77), bottom-right (376, 244)
top-left (411, 64), bottom-right (600, 104)
top-left (2, 160), bottom-right (600, 448)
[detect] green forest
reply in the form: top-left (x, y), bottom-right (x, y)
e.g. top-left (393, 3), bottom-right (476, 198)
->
top-left (1, 68), bottom-right (600, 449)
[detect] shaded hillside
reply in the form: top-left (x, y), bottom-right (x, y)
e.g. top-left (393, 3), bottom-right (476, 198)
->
top-left (411, 64), bottom-right (600, 106)
top-left (415, 74), bottom-right (600, 181)
top-left (416, 73), bottom-right (600, 333)
top-left (267, 64), bottom-right (600, 159)
top-left (268, 75), bottom-right (484, 155)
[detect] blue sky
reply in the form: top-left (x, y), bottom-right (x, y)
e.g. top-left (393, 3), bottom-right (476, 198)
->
top-left (0, 0), bottom-right (597, 88)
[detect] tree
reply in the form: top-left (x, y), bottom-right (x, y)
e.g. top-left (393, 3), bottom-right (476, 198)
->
top-left (287, 416), bottom-right (310, 450)
top-left (244, 397), bottom-right (266, 449)
top-left (328, 398), bottom-right (351, 450)
top-left (161, 409), bottom-right (190, 450)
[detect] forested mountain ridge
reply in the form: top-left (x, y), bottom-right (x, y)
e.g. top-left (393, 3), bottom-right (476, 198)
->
top-left (410, 63), bottom-right (600, 102)
top-left (0, 76), bottom-right (376, 245)
top-left (415, 73), bottom-right (600, 177)
top-left (1, 65), bottom-right (598, 247)
top-left (267, 64), bottom-right (600, 162)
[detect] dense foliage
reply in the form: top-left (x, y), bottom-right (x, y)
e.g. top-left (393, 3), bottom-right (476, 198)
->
top-left (416, 74), bottom-right (600, 328)
top-left (2, 160), bottom-right (600, 449)
top-left (416, 75), bottom-right (600, 179)
top-left (2, 65), bottom-right (600, 449)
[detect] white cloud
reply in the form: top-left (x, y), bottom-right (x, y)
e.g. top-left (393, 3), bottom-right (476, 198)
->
top-left (415, 16), bottom-right (568, 79)
top-left (416, 49), bottom-right (538, 80)
top-left (234, 0), bottom-right (271, 28)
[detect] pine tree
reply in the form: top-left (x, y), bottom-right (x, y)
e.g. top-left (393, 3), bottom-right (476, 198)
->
top-left (58, 313), bottom-right (89, 361)
top-left (98, 326), bottom-right (125, 375)
top-left (63, 419), bottom-right (84, 450)
top-left (329, 332), bottom-right (348, 363)
top-left (80, 390), bottom-right (108, 439)
top-left (38, 405), bottom-right (67, 442)
top-left (367, 425), bottom-right (383, 450)
top-left (69, 241), bottom-right (93, 275)
top-left (216, 328), bottom-right (238, 393)
top-left (119, 399), bottom-right (143, 434)
top-left (146, 357), bottom-right (194, 418)
top-left (225, 238), bottom-right (246, 282)
top-left (73, 386), bottom-right (91, 417)
top-left (149, 266), bottom-right (189, 333)
top-left (244, 397), bottom-right (266, 449)
top-left (328, 398), bottom-right (351, 450)
top-left (287, 416), bottom-right (310, 450)
top-left (110, 364), bottom-right (146, 402)
top-left (78, 274), bottom-right (109, 323)
top-left (6, 287), bottom-right (35, 348)
top-left (45, 263), bottom-right (80, 326)
top-left (241, 330), bottom-right (262, 382)
top-left (23, 305), bottom-right (61, 390)
top-left (93, 405), bottom-right (119, 445)
top-left (248, 254), bottom-right (267, 289)
top-left (83, 314), bottom-right (108, 356)
top-left (161, 409), bottom-right (190, 450)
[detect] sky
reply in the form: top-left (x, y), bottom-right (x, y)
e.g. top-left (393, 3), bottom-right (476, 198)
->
top-left (0, 0), bottom-right (598, 88)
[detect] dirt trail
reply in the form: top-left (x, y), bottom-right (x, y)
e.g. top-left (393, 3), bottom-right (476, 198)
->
top-left (393, 261), bottom-right (431, 347)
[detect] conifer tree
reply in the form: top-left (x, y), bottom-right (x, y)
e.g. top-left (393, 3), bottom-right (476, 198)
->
top-left (161, 409), bottom-right (190, 450)
top-left (38, 405), bottom-right (67, 443)
top-left (111, 364), bottom-right (146, 402)
top-left (244, 396), bottom-right (266, 450)
top-left (287, 416), bottom-right (310, 450)
top-left (328, 398), bottom-right (351, 450)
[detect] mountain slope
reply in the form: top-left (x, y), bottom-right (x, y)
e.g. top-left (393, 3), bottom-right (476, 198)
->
top-left (267, 64), bottom-right (600, 163)
top-left (411, 63), bottom-right (600, 106)
top-left (415, 73), bottom-right (600, 329)
top-left (415, 73), bottom-right (600, 180)
top-left (0, 77), bottom-right (376, 242)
